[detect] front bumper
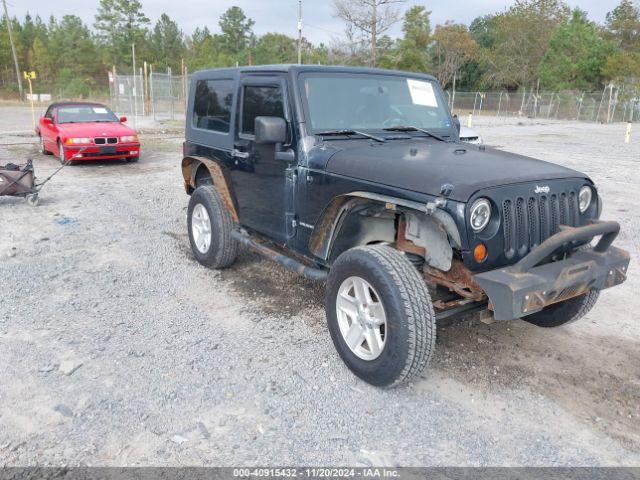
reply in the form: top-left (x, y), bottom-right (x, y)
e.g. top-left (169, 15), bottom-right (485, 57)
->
top-left (64, 144), bottom-right (140, 161)
top-left (474, 221), bottom-right (630, 320)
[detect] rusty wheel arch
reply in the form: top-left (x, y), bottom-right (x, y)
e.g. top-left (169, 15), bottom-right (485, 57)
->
top-left (181, 155), bottom-right (239, 222)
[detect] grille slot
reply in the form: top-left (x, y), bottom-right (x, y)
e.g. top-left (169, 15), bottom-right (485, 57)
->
top-left (502, 190), bottom-right (579, 259)
top-left (94, 137), bottom-right (118, 145)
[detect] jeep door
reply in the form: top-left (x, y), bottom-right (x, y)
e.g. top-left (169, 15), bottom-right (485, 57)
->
top-left (231, 75), bottom-right (293, 243)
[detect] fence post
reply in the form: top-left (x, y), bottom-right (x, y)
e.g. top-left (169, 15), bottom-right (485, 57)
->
top-left (168, 66), bottom-right (174, 121)
top-left (519, 88), bottom-right (527, 116)
top-left (150, 64), bottom-right (156, 122)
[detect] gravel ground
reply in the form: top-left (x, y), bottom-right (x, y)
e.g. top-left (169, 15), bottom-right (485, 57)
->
top-left (0, 107), bottom-right (639, 466)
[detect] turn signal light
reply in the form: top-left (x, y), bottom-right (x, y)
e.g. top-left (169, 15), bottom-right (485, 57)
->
top-left (473, 243), bottom-right (488, 263)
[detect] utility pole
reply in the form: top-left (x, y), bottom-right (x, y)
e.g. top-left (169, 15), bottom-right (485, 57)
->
top-left (297, 0), bottom-right (302, 65)
top-left (132, 43), bottom-right (137, 128)
top-left (2, 0), bottom-right (23, 100)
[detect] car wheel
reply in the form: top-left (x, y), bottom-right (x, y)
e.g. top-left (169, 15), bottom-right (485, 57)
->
top-left (127, 156), bottom-right (139, 163)
top-left (187, 185), bottom-right (238, 269)
top-left (523, 289), bottom-right (599, 328)
top-left (326, 245), bottom-right (435, 387)
top-left (57, 141), bottom-right (67, 165)
top-left (40, 136), bottom-right (52, 155)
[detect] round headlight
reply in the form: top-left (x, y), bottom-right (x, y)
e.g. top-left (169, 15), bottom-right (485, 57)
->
top-left (579, 186), bottom-right (592, 213)
top-left (470, 198), bottom-right (491, 232)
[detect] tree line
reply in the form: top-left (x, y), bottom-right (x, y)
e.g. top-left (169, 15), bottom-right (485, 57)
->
top-left (1, 0), bottom-right (638, 98)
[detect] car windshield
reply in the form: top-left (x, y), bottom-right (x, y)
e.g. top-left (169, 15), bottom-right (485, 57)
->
top-left (57, 105), bottom-right (119, 124)
top-left (300, 72), bottom-right (453, 134)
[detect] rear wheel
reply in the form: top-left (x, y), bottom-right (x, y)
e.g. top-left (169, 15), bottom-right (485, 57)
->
top-left (39, 136), bottom-right (52, 155)
top-left (326, 245), bottom-right (435, 387)
top-left (523, 289), bottom-right (599, 328)
top-left (187, 185), bottom-right (238, 269)
top-left (127, 156), bottom-right (139, 163)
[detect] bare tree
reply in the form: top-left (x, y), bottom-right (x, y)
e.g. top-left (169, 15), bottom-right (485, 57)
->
top-left (432, 22), bottom-right (477, 87)
top-left (333, 0), bottom-right (404, 66)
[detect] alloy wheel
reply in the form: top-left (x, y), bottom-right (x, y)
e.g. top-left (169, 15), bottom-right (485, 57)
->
top-left (336, 276), bottom-right (387, 361)
top-left (191, 203), bottom-right (212, 253)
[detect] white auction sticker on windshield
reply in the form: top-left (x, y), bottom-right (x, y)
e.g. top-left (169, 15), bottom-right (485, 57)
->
top-left (407, 79), bottom-right (437, 107)
top-left (93, 107), bottom-right (109, 114)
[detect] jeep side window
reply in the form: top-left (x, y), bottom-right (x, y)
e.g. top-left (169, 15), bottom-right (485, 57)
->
top-left (241, 86), bottom-right (284, 136)
top-left (192, 79), bottom-right (234, 133)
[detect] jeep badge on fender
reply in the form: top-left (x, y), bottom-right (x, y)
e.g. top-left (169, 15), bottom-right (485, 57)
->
top-left (179, 65), bottom-right (630, 388)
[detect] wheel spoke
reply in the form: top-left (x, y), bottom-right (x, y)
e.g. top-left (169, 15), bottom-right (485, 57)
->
top-left (344, 322), bottom-right (365, 350)
top-left (365, 329), bottom-right (383, 357)
top-left (353, 278), bottom-right (371, 305)
top-left (336, 293), bottom-right (358, 319)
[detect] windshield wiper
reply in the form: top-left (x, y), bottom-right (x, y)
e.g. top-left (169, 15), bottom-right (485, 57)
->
top-left (382, 126), bottom-right (447, 142)
top-left (316, 129), bottom-right (386, 143)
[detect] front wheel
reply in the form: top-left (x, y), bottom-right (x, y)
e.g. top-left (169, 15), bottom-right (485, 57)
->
top-left (57, 141), bottom-right (67, 165)
top-left (326, 245), bottom-right (435, 387)
top-left (187, 185), bottom-right (238, 269)
top-left (523, 289), bottom-right (599, 328)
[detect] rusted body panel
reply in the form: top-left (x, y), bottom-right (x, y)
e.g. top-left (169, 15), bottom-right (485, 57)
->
top-left (181, 155), bottom-right (239, 222)
top-left (424, 260), bottom-right (485, 302)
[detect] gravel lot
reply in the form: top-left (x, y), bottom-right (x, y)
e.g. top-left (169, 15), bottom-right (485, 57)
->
top-left (1, 106), bottom-right (639, 466)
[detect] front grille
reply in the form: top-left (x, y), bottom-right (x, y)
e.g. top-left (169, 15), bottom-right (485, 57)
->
top-left (502, 191), bottom-right (579, 259)
top-left (94, 137), bottom-right (118, 145)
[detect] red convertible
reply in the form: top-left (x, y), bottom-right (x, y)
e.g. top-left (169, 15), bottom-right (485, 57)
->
top-left (37, 102), bottom-right (140, 163)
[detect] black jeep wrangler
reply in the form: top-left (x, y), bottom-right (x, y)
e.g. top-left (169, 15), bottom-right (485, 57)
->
top-left (181, 65), bottom-right (629, 387)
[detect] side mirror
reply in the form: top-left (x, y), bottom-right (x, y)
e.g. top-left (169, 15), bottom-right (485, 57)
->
top-left (452, 114), bottom-right (461, 134)
top-left (254, 116), bottom-right (287, 144)
top-left (120, 116), bottom-right (127, 123)
top-left (42, 117), bottom-right (52, 125)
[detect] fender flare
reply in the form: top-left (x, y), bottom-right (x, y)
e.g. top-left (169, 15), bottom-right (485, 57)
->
top-left (181, 155), bottom-right (239, 222)
top-left (308, 191), bottom-right (462, 262)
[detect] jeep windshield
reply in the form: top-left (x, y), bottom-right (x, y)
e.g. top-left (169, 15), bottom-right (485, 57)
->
top-left (300, 72), bottom-right (453, 136)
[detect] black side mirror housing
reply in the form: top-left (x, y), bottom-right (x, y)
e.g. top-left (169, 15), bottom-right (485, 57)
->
top-left (453, 114), bottom-right (461, 134)
top-left (254, 116), bottom-right (287, 144)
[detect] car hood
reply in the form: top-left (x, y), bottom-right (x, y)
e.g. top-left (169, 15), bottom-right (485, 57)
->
top-left (56, 122), bottom-right (135, 138)
top-left (324, 139), bottom-right (587, 202)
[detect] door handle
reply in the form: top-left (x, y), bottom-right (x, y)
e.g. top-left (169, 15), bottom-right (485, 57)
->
top-left (231, 149), bottom-right (249, 159)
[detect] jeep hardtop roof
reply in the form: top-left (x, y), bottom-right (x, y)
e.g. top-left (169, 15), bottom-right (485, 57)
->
top-left (190, 64), bottom-right (438, 83)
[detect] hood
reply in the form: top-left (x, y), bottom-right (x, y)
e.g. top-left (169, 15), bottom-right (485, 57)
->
top-left (324, 139), bottom-right (587, 202)
top-left (56, 122), bottom-right (135, 138)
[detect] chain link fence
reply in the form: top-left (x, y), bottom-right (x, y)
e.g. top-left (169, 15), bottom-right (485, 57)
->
top-left (109, 69), bottom-right (190, 123)
top-left (108, 69), bottom-right (639, 125)
top-left (447, 88), bottom-right (640, 123)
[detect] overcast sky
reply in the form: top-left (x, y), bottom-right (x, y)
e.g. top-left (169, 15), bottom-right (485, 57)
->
top-left (13, 0), bottom-right (613, 43)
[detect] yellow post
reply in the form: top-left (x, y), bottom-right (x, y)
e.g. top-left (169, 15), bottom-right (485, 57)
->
top-left (467, 113), bottom-right (473, 128)
top-left (625, 122), bottom-right (632, 144)
top-left (23, 71), bottom-right (36, 130)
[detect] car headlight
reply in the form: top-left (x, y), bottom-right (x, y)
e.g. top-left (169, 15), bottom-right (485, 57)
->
top-left (579, 186), bottom-right (592, 213)
top-left (120, 135), bottom-right (138, 143)
top-left (64, 137), bottom-right (92, 145)
top-left (470, 198), bottom-right (491, 232)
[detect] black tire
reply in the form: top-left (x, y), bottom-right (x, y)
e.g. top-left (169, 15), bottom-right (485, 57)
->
top-left (127, 156), bottom-right (139, 163)
top-left (57, 141), bottom-right (67, 165)
top-left (523, 289), bottom-right (599, 328)
top-left (326, 245), bottom-right (435, 387)
top-left (187, 185), bottom-right (238, 269)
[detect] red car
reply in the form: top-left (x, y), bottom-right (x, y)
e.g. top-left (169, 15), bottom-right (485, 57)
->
top-left (37, 102), bottom-right (140, 163)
